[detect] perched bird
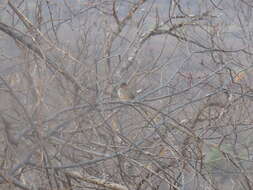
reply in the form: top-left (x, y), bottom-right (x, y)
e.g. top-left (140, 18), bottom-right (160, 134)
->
top-left (117, 82), bottom-right (135, 100)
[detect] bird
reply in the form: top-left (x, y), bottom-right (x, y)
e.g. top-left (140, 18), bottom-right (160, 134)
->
top-left (117, 82), bottom-right (135, 100)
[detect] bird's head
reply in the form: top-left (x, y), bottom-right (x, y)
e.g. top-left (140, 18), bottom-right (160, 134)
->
top-left (119, 82), bottom-right (128, 88)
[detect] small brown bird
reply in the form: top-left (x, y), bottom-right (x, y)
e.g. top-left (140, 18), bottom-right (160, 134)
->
top-left (117, 82), bottom-right (135, 100)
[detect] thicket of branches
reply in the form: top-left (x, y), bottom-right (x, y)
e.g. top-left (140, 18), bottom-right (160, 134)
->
top-left (0, 0), bottom-right (253, 189)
